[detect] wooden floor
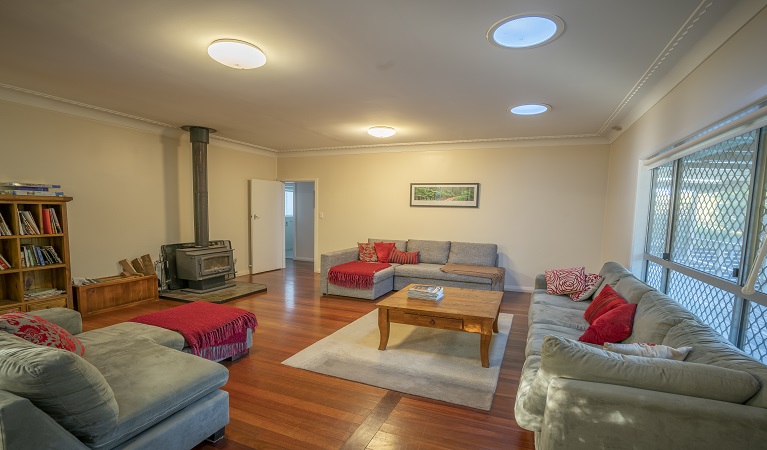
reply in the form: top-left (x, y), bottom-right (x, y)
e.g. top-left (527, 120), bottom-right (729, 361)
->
top-left (82, 260), bottom-right (535, 450)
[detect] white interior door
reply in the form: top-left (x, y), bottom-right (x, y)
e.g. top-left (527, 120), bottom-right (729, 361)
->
top-left (249, 179), bottom-right (285, 274)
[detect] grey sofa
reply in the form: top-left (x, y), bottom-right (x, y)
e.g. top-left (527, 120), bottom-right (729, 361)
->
top-left (0, 308), bottom-right (230, 450)
top-left (321, 238), bottom-right (504, 300)
top-left (514, 261), bottom-right (767, 449)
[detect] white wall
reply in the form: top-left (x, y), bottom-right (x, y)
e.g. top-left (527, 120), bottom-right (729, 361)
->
top-left (278, 145), bottom-right (610, 291)
top-left (0, 98), bottom-right (277, 279)
top-left (602, 6), bottom-right (767, 271)
top-left (294, 181), bottom-right (315, 261)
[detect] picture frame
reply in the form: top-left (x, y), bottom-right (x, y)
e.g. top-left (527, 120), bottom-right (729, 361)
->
top-left (410, 183), bottom-right (480, 208)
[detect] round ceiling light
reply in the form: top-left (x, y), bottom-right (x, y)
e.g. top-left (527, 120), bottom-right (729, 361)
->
top-left (510, 104), bottom-right (550, 115)
top-left (207, 39), bottom-right (266, 69)
top-left (488, 14), bottom-right (564, 48)
top-left (367, 126), bottom-right (397, 138)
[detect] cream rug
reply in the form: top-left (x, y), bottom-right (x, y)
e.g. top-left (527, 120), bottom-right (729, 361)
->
top-left (282, 310), bottom-right (513, 410)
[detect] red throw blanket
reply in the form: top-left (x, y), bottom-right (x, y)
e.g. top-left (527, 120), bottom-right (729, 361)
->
top-left (328, 261), bottom-right (391, 289)
top-left (130, 301), bottom-right (258, 360)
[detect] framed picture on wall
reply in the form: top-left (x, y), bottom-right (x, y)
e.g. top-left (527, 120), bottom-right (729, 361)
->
top-left (410, 183), bottom-right (480, 208)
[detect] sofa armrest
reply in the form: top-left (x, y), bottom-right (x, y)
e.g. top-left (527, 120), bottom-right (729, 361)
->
top-left (29, 307), bottom-right (83, 335)
top-left (534, 274), bottom-right (547, 290)
top-left (0, 391), bottom-right (87, 449)
top-left (320, 247), bottom-right (359, 294)
top-left (540, 378), bottom-right (767, 450)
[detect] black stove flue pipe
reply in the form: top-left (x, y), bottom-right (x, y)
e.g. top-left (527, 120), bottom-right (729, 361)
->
top-left (181, 125), bottom-right (217, 248)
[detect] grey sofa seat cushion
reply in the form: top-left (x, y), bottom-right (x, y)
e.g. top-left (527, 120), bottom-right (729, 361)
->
top-left (524, 336), bottom-right (760, 419)
top-left (526, 323), bottom-right (584, 357)
top-left (367, 238), bottom-right (408, 252)
top-left (0, 332), bottom-right (119, 442)
top-left (623, 290), bottom-right (700, 344)
top-left (79, 322), bottom-right (186, 351)
top-left (406, 239), bottom-right (450, 264)
top-left (613, 276), bottom-right (654, 304)
top-left (530, 292), bottom-right (591, 311)
top-left (528, 303), bottom-right (589, 331)
top-left (663, 319), bottom-right (767, 409)
top-left (394, 263), bottom-right (492, 285)
top-left (514, 355), bottom-right (542, 431)
top-left (28, 307), bottom-right (83, 335)
top-left (446, 242), bottom-right (497, 266)
top-left (82, 338), bottom-right (228, 449)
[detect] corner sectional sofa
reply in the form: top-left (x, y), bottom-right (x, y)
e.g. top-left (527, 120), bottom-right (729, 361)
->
top-left (321, 238), bottom-right (504, 300)
top-left (515, 261), bottom-right (767, 449)
top-left (0, 308), bottom-right (230, 450)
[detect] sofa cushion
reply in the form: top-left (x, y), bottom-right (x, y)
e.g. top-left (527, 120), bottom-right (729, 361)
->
top-left (604, 342), bottom-right (692, 361)
top-left (531, 292), bottom-right (591, 311)
top-left (82, 338), bottom-right (229, 449)
top-left (367, 238), bottom-right (407, 252)
top-left (526, 323), bottom-right (585, 357)
top-left (663, 319), bottom-right (767, 409)
top-left (446, 242), bottom-right (497, 266)
top-left (579, 303), bottom-right (637, 345)
top-left (78, 322), bottom-right (185, 351)
top-left (0, 332), bottom-right (119, 441)
top-left (394, 263), bottom-right (492, 285)
top-left (583, 285), bottom-right (627, 324)
top-left (528, 303), bottom-right (589, 331)
top-left (568, 273), bottom-right (603, 301)
top-left (373, 242), bottom-right (396, 263)
top-left (523, 335), bottom-right (761, 418)
top-left (613, 275), bottom-right (654, 304)
top-left (0, 312), bottom-right (85, 356)
top-left (406, 240), bottom-right (450, 264)
top-left (357, 242), bottom-right (378, 262)
top-left (513, 355), bottom-right (543, 431)
top-left (545, 267), bottom-right (586, 295)
top-left (389, 248), bottom-right (419, 264)
top-left (593, 262), bottom-right (635, 298)
top-left (623, 290), bottom-right (699, 344)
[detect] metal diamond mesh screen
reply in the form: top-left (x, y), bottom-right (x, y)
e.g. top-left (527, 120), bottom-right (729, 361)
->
top-left (744, 302), bottom-right (767, 363)
top-left (670, 133), bottom-right (756, 280)
top-left (667, 270), bottom-right (733, 339)
top-left (644, 260), bottom-right (663, 290)
top-left (646, 163), bottom-right (673, 258)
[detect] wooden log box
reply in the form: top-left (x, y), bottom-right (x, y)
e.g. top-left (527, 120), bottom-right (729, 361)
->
top-left (73, 274), bottom-right (159, 316)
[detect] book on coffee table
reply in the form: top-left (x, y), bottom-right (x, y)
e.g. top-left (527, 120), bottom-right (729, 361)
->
top-left (407, 284), bottom-right (444, 300)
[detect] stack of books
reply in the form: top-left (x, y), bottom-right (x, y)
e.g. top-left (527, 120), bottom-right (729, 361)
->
top-left (0, 182), bottom-right (64, 197)
top-left (407, 284), bottom-right (444, 301)
top-left (0, 253), bottom-right (11, 270)
top-left (24, 287), bottom-right (66, 300)
top-left (20, 245), bottom-right (62, 268)
top-left (0, 212), bottom-right (11, 236)
top-left (18, 211), bottom-right (40, 235)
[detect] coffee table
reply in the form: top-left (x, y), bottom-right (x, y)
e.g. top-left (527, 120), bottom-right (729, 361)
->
top-left (377, 284), bottom-right (503, 368)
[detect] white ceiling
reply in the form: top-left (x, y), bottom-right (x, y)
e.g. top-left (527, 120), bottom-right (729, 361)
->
top-left (0, 1), bottom-right (758, 153)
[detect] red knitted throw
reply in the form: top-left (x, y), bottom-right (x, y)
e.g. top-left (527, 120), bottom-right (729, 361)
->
top-left (130, 301), bottom-right (258, 360)
top-left (328, 261), bottom-right (391, 289)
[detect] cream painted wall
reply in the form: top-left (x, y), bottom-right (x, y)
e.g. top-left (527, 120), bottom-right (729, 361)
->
top-left (602, 7), bottom-right (767, 272)
top-left (278, 145), bottom-right (609, 291)
top-left (0, 99), bottom-right (276, 279)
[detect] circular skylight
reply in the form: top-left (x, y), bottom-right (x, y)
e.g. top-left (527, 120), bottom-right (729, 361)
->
top-left (488, 14), bottom-right (564, 48)
top-left (367, 126), bottom-right (397, 138)
top-left (510, 104), bottom-right (550, 115)
top-left (207, 39), bottom-right (267, 69)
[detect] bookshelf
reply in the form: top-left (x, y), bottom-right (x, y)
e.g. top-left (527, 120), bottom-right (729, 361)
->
top-left (0, 195), bottom-right (73, 313)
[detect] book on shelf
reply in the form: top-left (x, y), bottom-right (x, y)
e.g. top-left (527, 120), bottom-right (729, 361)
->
top-left (1, 190), bottom-right (65, 197)
top-left (24, 287), bottom-right (65, 300)
top-left (18, 211), bottom-right (40, 235)
top-left (407, 284), bottom-right (444, 300)
top-left (0, 212), bottom-right (11, 236)
top-left (41, 208), bottom-right (52, 234)
top-left (1, 182), bottom-right (62, 189)
top-left (48, 208), bottom-right (62, 233)
top-left (0, 253), bottom-right (10, 270)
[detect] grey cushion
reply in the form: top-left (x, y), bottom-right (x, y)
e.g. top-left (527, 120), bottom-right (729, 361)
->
top-left (528, 303), bottom-right (588, 331)
top-left (613, 276), bottom-right (654, 304)
top-left (526, 323), bottom-right (584, 357)
top-left (367, 238), bottom-right (407, 252)
top-left (394, 263), bottom-right (492, 285)
top-left (530, 292), bottom-right (591, 311)
top-left (523, 336), bottom-right (761, 418)
top-left (593, 262), bottom-right (635, 298)
top-left (406, 239), bottom-right (450, 264)
top-left (446, 242), bottom-right (497, 266)
top-left (663, 319), bottom-right (767, 409)
top-left (513, 356), bottom-right (543, 431)
top-left (78, 322), bottom-right (185, 351)
top-left (623, 290), bottom-right (699, 344)
top-left (0, 332), bottom-right (119, 441)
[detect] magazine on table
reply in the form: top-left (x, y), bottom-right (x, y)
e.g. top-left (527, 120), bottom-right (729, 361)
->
top-left (407, 284), bottom-right (444, 300)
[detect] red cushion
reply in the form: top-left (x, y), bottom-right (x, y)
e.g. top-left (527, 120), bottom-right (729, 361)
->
top-left (358, 242), bottom-right (378, 262)
top-left (0, 312), bottom-right (85, 355)
top-left (583, 285), bottom-right (627, 324)
top-left (373, 242), bottom-right (396, 263)
top-left (579, 303), bottom-right (638, 345)
top-left (389, 248), bottom-right (419, 264)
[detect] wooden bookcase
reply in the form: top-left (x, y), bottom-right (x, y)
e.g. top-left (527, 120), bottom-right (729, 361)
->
top-left (0, 195), bottom-right (73, 313)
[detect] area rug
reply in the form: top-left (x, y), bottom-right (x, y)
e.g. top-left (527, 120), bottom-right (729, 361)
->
top-left (159, 281), bottom-right (266, 304)
top-left (282, 311), bottom-right (513, 410)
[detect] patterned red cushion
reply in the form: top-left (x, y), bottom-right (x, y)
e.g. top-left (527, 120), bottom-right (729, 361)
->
top-left (583, 285), bottom-right (627, 324)
top-left (0, 312), bottom-right (85, 356)
top-left (569, 273), bottom-right (604, 301)
top-left (545, 267), bottom-right (586, 294)
top-left (579, 303), bottom-right (638, 345)
top-left (373, 242), bottom-right (397, 263)
top-left (389, 248), bottom-right (419, 264)
top-left (358, 242), bottom-right (378, 262)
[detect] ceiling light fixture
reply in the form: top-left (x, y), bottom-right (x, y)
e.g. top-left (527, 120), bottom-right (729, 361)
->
top-left (367, 126), bottom-right (397, 138)
top-left (488, 14), bottom-right (564, 49)
top-left (207, 39), bottom-right (266, 69)
top-left (510, 104), bottom-right (550, 115)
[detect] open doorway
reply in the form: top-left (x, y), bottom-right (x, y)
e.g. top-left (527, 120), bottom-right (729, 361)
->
top-left (284, 181), bottom-right (315, 264)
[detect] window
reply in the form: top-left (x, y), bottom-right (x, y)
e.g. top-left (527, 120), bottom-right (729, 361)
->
top-left (643, 127), bottom-right (767, 362)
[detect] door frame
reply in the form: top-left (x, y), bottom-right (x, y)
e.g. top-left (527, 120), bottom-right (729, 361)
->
top-left (280, 178), bottom-right (320, 272)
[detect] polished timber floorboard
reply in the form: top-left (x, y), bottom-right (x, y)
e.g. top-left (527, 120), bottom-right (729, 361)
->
top-left (81, 260), bottom-right (535, 450)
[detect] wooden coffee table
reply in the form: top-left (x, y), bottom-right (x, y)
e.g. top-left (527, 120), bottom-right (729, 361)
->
top-left (377, 284), bottom-right (503, 368)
